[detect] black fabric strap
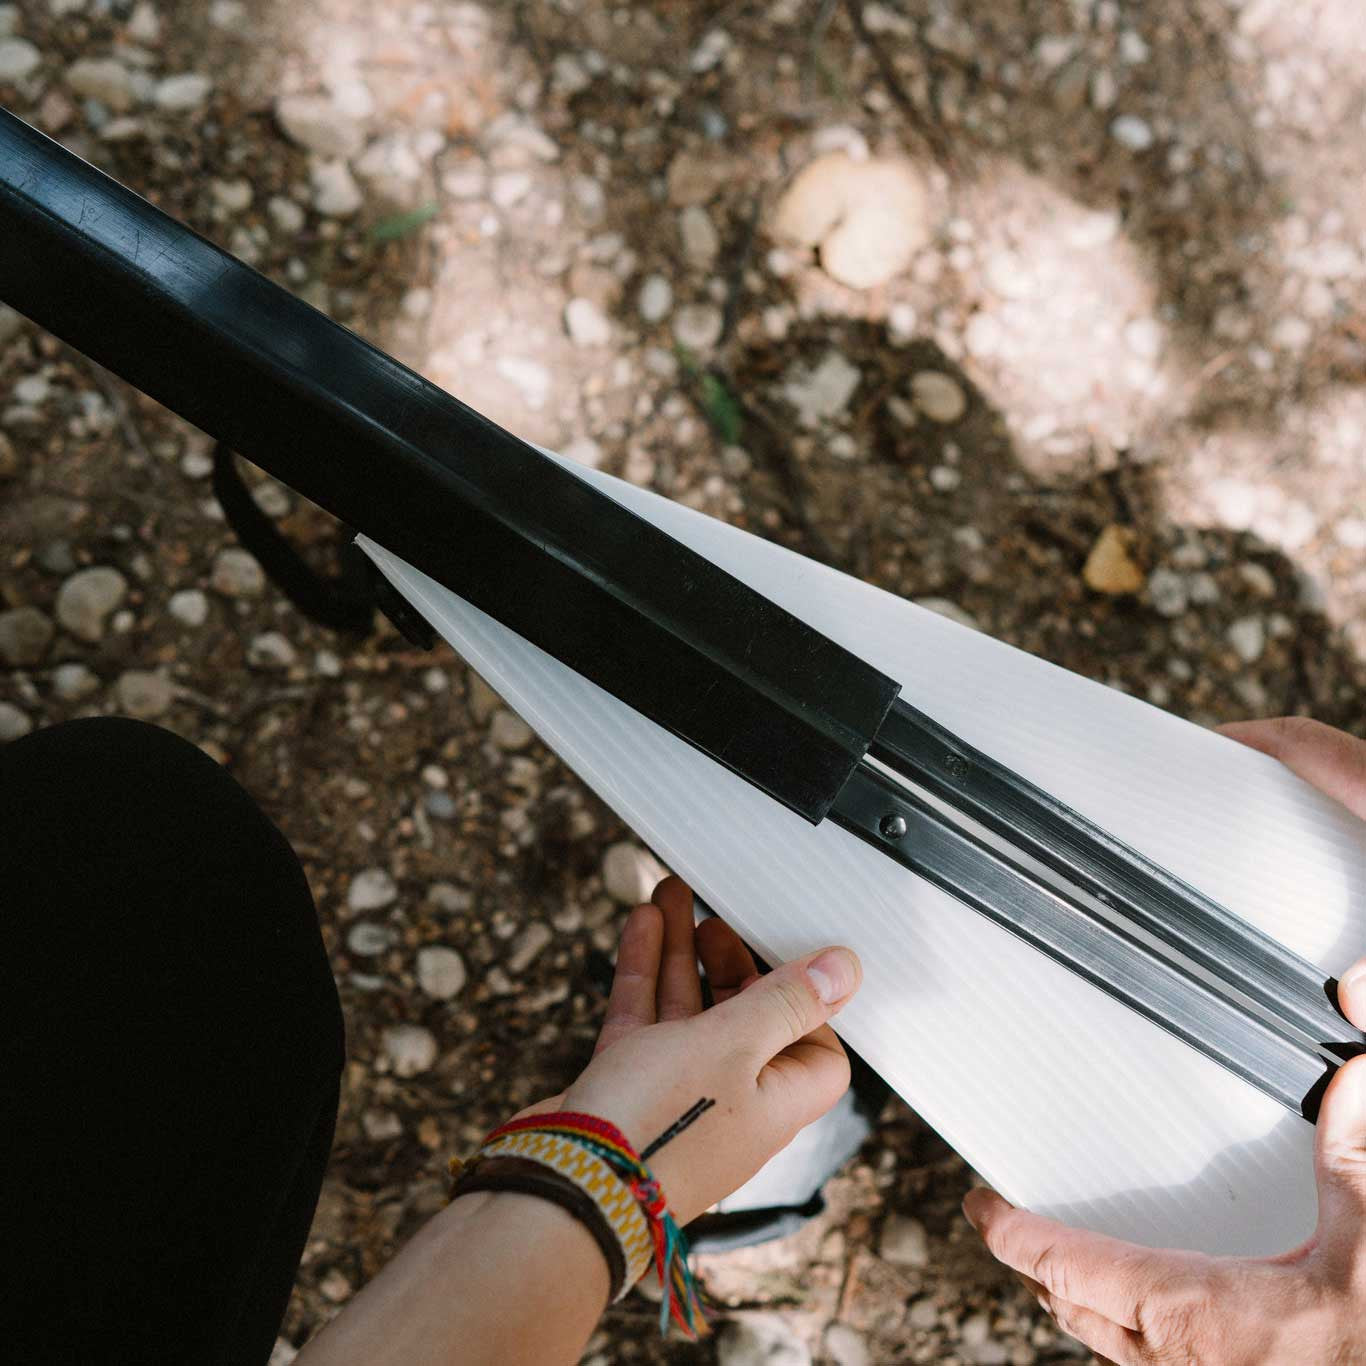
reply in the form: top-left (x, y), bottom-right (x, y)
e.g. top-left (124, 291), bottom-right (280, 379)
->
top-left (211, 442), bottom-right (375, 635)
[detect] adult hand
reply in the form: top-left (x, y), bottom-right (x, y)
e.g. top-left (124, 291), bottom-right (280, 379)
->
top-left (964, 717), bottom-right (1366, 1365)
top-left (520, 876), bottom-right (860, 1226)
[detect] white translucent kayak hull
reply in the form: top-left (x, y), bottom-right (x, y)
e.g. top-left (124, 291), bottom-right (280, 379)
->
top-left (359, 451), bottom-right (1366, 1256)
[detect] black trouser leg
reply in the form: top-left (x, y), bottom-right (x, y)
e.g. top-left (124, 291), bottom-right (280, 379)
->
top-left (1, 717), bottom-right (345, 1366)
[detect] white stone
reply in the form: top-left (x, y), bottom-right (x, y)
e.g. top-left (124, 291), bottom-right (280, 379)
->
top-left (690, 28), bottom-right (731, 73)
top-left (602, 841), bottom-right (666, 905)
top-left (53, 661), bottom-right (98, 700)
top-left (490, 169), bottom-right (533, 208)
top-left (1272, 316), bottom-right (1312, 349)
top-left (638, 274), bottom-right (673, 323)
top-left (348, 867), bottom-right (398, 913)
top-left (211, 179), bottom-right (253, 215)
top-left (679, 204), bottom-right (719, 267)
top-left (275, 93), bottom-right (366, 160)
top-left (879, 1213), bottom-right (930, 1267)
top-left (56, 566), bottom-right (127, 642)
top-left (1147, 567), bottom-right (1189, 617)
top-left (0, 701), bottom-right (31, 741)
top-left (211, 547), bottom-right (265, 597)
top-left (1123, 317), bottom-right (1164, 359)
top-left (382, 1023), bottom-right (437, 1077)
top-left (310, 159), bottom-right (363, 217)
top-left (247, 631), bottom-right (296, 670)
top-left (65, 57), bottom-right (135, 111)
top-left (1227, 615), bottom-right (1265, 663)
top-left (1089, 67), bottom-right (1118, 111)
top-left (910, 371), bottom-right (967, 424)
top-left (268, 195), bottom-right (306, 234)
top-left (672, 303), bottom-right (724, 352)
top-left (490, 708), bottom-right (533, 750)
top-left (116, 669), bottom-right (174, 719)
top-left (496, 356), bottom-right (551, 409)
top-left (551, 52), bottom-right (591, 96)
top-left (154, 73), bottom-right (212, 111)
top-left (564, 297), bottom-right (611, 347)
top-left (772, 154), bottom-right (929, 290)
top-left (417, 946), bottom-right (467, 999)
top-left (823, 1324), bottom-right (870, 1366)
top-left (782, 351), bottom-right (862, 426)
top-left (168, 589), bottom-right (208, 627)
top-left (508, 922), bottom-right (553, 974)
top-left (1110, 114), bottom-right (1154, 151)
top-left (0, 39), bottom-right (40, 81)
top-left (347, 921), bottom-right (395, 956)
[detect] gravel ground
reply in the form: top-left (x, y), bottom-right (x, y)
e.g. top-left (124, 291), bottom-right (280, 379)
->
top-left (4, 1), bottom-right (1366, 1363)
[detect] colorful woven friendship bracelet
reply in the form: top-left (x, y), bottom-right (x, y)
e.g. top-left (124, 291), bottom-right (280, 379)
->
top-left (448, 1110), bottom-right (709, 1338)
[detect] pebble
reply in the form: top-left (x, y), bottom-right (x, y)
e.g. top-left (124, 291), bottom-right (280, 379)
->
top-left (168, 589), bottom-right (209, 627)
top-left (910, 371), bottom-right (967, 424)
top-left (1123, 317), bottom-right (1164, 359)
top-left (382, 1023), bottom-right (437, 1077)
top-left (154, 73), bottom-right (212, 111)
top-left (52, 661), bottom-right (98, 700)
top-left (879, 1213), bottom-right (930, 1268)
top-left (0, 606), bottom-right (54, 665)
top-left (115, 669), bottom-right (174, 719)
top-left (565, 297), bottom-right (611, 348)
top-left (1187, 572), bottom-right (1220, 606)
top-left (602, 841), bottom-right (666, 905)
top-left (913, 597), bottom-right (981, 630)
top-left (0, 701), bottom-right (32, 741)
top-left (247, 631), bottom-right (296, 669)
top-left (782, 351), bottom-right (862, 426)
top-left (717, 1316), bottom-right (811, 1366)
top-left (929, 465), bottom-right (961, 492)
top-left (442, 161), bottom-right (487, 199)
top-left (507, 922), bottom-right (553, 974)
top-left (267, 196), bottom-right (306, 234)
top-left (823, 1324), bottom-right (870, 1366)
top-left (490, 708), bottom-right (533, 751)
top-left (490, 169), bottom-right (533, 208)
top-left (466, 671), bottom-right (501, 723)
top-left (1147, 567), bottom-right (1189, 617)
top-left (1082, 525), bottom-right (1144, 595)
top-left (1109, 114), bottom-right (1154, 151)
top-left (181, 448), bottom-right (213, 478)
top-left (672, 303), bottom-right (724, 352)
top-left (310, 159), bottom-right (363, 217)
top-left (348, 867), bottom-right (398, 913)
top-left (211, 548), bottom-right (265, 597)
top-left (1227, 615), bottom-right (1265, 664)
top-left (908, 1298), bottom-right (938, 1329)
top-left (495, 356), bottom-right (551, 410)
top-left (347, 921), bottom-right (395, 956)
top-left (679, 205), bottom-right (719, 268)
top-left (65, 57), bottom-right (135, 112)
top-left (274, 93), bottom-right (366, 160)
top-left (772, 154), bottom-right (929, 290)
top-left (417, 945), bottom-right (467, 999)
top-left (362, 1108), bottom-right (402, 1142)
top-left (0, 38), bottom-right (40, 81)
top-left (56, 566), bottom-right (127, 642)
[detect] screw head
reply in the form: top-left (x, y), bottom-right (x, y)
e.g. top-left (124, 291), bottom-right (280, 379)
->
top-left (879, 812), bottom-right (908, 840)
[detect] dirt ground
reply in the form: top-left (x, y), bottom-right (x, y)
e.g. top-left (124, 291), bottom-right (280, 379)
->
top-left (4, 1), bottom-right (1366, 1362)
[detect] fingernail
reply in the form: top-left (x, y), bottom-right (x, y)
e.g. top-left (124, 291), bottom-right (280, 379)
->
top-left (961, 1191), bottom-right (984, 1232)
top-left (806, 948), bottom-right (857, 1004)
top-left (1340, 962), bottom-right (1366, 1019)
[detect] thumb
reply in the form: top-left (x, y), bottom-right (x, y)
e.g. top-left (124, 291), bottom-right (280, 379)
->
top-left (1314, 1054), bottom-right (1366, 1253)
top-left (708, 946), bottom-right (860, 1061)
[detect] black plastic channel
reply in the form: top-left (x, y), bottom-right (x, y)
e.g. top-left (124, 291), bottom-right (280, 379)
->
top-left (0, 108), bottom-right (898, 823)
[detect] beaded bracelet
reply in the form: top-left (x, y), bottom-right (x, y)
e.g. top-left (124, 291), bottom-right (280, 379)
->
top-left (448, 1106), bottom-right (712, 1338)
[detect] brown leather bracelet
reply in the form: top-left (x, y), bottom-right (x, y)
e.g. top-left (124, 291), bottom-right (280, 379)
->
top-left (449, 1155), bottom-right (626, 1305)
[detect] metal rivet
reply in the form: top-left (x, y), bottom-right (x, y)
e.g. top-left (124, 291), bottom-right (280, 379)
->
top-left (879, 813), bottom-right (908, 840)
